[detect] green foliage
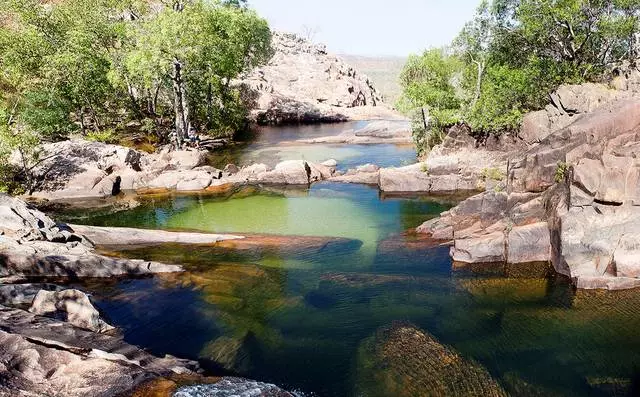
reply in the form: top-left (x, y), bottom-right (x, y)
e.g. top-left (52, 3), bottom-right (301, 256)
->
top-left (0, 0), bottom-right (272, 193)
top-left (121, 0), bottom-right (271, 138)
top-left (398, 49), bottom-right (463, 154)
top-left (86, 128), bottom-right (118, 144)
top-left (481, 167), bottom-right (506, 181)
top-left (399, 0), bottom-right (640, 152)
top-left (0, 123), bottom-right (40, 194)
top-left (555, 161), bottom-right (569, 183)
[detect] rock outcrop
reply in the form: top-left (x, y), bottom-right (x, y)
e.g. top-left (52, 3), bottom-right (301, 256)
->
top-left (241, 32), bottom-right (401, 124)
top-left (419, 98), bottom-right (640, 290)
top-left (0, 304), bottom-right (199, 397)
top-left (0, 193), bottom-right (182, 278)
top-left (23, 140), bottom-right (339, 201)
top-left (298, 120), bottom-right (412, 144)
top-left (356, 323), bottom-right (507, 397)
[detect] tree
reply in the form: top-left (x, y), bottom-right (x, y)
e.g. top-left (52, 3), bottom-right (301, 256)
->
top-left (398, 48), bottom-right (462, 153)
top-left (400, 0), bottom-right (640, 152)
top-left (122, 0), bottom-right (271, 142)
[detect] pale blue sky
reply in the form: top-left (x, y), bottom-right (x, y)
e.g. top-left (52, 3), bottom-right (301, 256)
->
top-left (248, 0), bottom-right (480, 57)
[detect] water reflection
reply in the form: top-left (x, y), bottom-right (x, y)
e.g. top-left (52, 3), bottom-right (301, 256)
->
top-left (208, 121), bottom-right (416, 171)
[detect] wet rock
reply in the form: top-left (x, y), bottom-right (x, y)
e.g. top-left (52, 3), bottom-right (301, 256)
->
top-left (0, 305), bottom-right (199, 397)
top-left (356, 323), bottom-right (507, 397)
top-left (69, 224), bottom-right (243, 246)
top-left (29, 289), bottom-right (114, 333)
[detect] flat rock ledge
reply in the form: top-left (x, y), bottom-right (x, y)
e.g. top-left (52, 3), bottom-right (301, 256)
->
top-left (0, 304), bottom-right (199, 397)
top-left (69, 224), bottom-right (244, 246)
top-left (418, 99), bottom-right (640, 290)
top-left (0, 193), bottom-right (182, 279)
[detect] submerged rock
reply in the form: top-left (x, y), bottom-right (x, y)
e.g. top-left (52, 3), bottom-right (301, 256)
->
top-left (356, 322), bottom-right (507, 397)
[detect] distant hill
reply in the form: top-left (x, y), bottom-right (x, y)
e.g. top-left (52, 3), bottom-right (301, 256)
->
top-left (339, 55), bottom-right (406, 105)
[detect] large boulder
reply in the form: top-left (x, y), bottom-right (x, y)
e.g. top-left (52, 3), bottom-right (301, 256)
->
top-left (26, 140), bottom-right (147, 200)
top-left (29, 289), bottom-right (114, 333)
top-left (518, 82), bottom-right (637, 145)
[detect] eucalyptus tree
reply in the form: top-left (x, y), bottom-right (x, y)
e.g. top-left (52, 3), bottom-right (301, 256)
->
top-left (122, 0), bottom-right (271, 141)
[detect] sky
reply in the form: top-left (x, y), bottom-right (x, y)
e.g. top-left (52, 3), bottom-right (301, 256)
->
top-left (248, 0), bottom-right (480, 57)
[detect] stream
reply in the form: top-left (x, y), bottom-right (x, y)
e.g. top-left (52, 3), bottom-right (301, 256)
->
top-left (60, 122), bottom-right (640, 397)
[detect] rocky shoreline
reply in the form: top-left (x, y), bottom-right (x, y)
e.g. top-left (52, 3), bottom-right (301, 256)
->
top-left (417, 80), bottom-right (640, 290)
top-left (0, 192), bottom-right (302, 396)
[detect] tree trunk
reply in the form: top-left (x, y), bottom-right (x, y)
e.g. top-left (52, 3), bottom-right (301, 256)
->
top-left (172, 59), bottom-right (190, 145)
top-left (472, 60), bottom-right (484, 107)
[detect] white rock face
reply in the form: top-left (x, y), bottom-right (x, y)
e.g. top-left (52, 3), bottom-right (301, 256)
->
top-left (241, 32), bottom-right (399, 123)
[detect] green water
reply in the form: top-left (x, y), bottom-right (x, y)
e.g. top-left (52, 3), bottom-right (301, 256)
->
top-left (66, 183), bottom-right (640, 397)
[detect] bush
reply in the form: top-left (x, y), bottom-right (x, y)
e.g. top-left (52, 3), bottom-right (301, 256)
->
top-left (86, 129), bottom-right (119, 144)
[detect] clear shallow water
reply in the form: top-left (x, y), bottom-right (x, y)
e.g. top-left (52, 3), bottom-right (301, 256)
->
top-left (67, 184), bottom-right (640, 397)
top-left (208, 121), bottom-right (416, 171)
top-left (60, 122), bottom-right (640, 397)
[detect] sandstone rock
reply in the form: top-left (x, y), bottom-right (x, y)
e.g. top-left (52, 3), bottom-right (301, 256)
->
top-left (163, 150), bottom-right (206, 170)
top-left (451, 231), bottom-right (506, 264)
top-left (520, 110), bottom-right (550, 144)
top-left (1, 238), bottom-right (182, 278)
top-left (507, 222), bottom-right (551, 264)
top-left (175, 171), bottom-right (213, 192)
top-left (29, 289), bottom-right (114, 333)
top-left (262, 160), bottom-right (311, 185)
top-left (0, 305), bottom-right (199, 397)
top-left (299, 120), bottom-right (412, 144)
top-left (0, 283), bottom-right (62, 307)
top-left (241, 32), bottom-right (398, 124)
top-left (69, 224), bottom-right (243, 246)
top-left (423, 96), bottom-right (640, 289)
top-left (224, 163), bottom-right (240, 174)
top-left (26, 140), bottom-right (147, 200)
top-left (321, 159), bottom-right (337, 167)
top-left (330, 170), bottom-right (380, 185)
